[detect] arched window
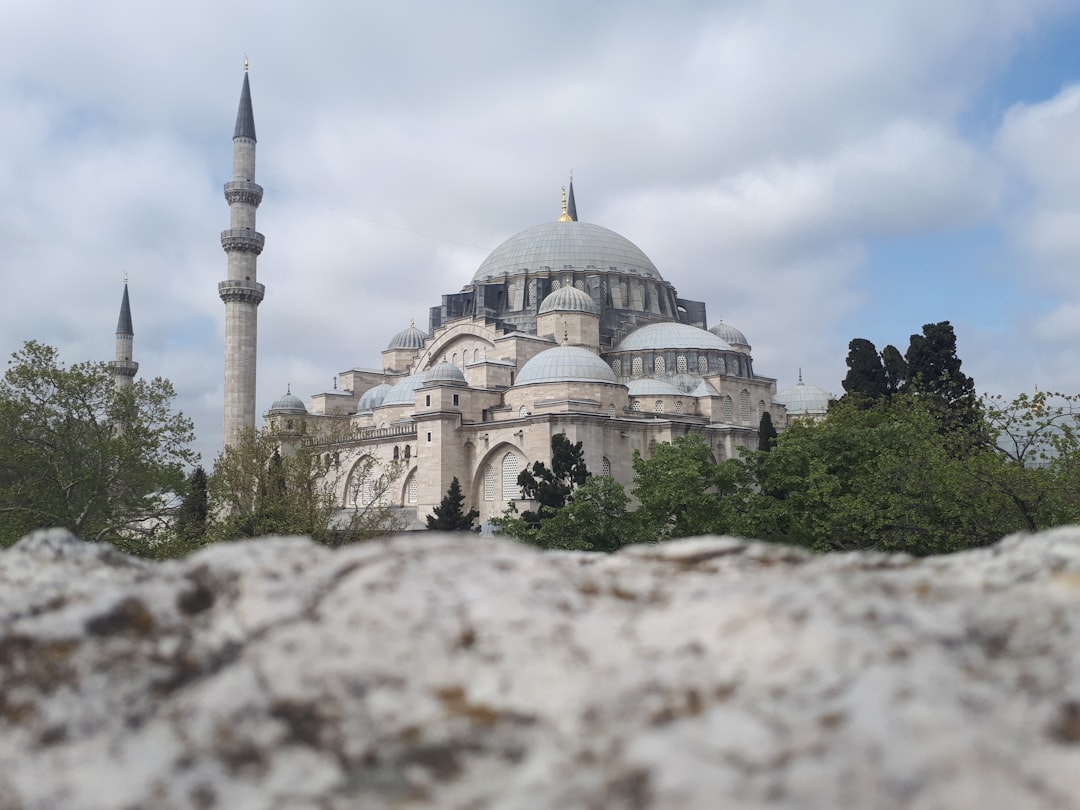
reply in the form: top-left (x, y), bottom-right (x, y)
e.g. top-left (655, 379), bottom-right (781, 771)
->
top-left (551, 279), bottom-right (561, 291)
top-left (611, 358), bottom-right (622, 376)
top-left (507, 282), bottom-right (516, 308)
top-left (483, 465), bottom-right (496, 500)
top-left (758, 400), bottom-right (767, 422)
top-left (473, 348), bottom-right (480, 363)
top-left (393, 446), bottom-right (400, 461)
top-left (574, 279), bottom-right (585, 290)
top-left (348, 457), bottom-right (379, 507)
top-left (632, 357), bottom-right (643, 376)
top-left (407, 475), bottom-right (418, 504)
top-left (404, 445), bottom-right (411, 460)
top-left (452, 352), bottom-right (458, 366)
top-left (501, 452), bottom-right (521, 500)
top-left (698, 356), bottom-right (709, 374)
top-left (740, 390), bottom-right (751, 424)
top-left (602, 457), bottom-right (612, 477)
top-left (723, 395), bottom-right (734, 422)
top-left (607, 404), bottom-right (616, 417)
top-left (528, 280), bottom-right (537, 306)
top-left (519, 405), bottom-right (529, 418)
top-left (619, 282), bottom-right (628, 307)
top-left (675, 400), bottom-right (684, 415)
top-left (654, 356), bottom-right (665, 374)
top-left (655, 400), bottom-right (664, 413)
top-left (676, 355), bottom-right (687, 374)
top-left (632, 400), bottom-right (642, 412)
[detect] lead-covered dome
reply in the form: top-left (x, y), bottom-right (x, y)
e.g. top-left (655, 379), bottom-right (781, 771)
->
top-left (774, 381), bottom-right (834, 415)
top-left (514, 346), bottom-right (619, 386)
top-left (358, 383), bottom-right (391, 411)
top-left (538, 285), bottom-right (600, 315)
top-left (472, 221), bottom-right (662, 284)
top-left (615, 322), bottom-right (732, 352)
top-left (387, 323), bottom-right (426, 350)
top-left (709, 321), bottom-right (749, 348)
top-left (269, 389), bottom-right (307, 414)
top-left (380, 374), bottom-right (424, 406)
top-left (420, 362), bottom-right (467, 385)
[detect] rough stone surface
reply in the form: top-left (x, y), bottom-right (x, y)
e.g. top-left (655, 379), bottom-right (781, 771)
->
top-left (2, 529), bottom-right (1080, 809)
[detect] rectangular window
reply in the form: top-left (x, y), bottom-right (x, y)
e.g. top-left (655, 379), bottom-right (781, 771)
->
top-left (427, 432), bottom-right (432, 442)
top-left (453, 394), bottom-right (459, 406)
top-left (425, 395), bottom-right (431, 406)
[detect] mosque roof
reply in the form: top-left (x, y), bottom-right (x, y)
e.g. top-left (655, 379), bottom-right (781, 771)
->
top-left (514, 346), bottom-right (619, 387)
top-left (627, 379), bottom-right (684, 397)
top-left (269, 388), bottom-right (307, 413)
top-left (420, 362), bottom-right (467, 386)
top-left (538, 285), bottom-right (600, 315)
top-left (709, 321), bottom-right (748, 347)
top-left (691, 380), bottom-right (720, 397)
top-left (615, 322), bottom-right (733, 353)
top-left (387, 322), bottom-right (427, 350)
top-left (381, 374), bottom-right (425, 406)
top-left (358, 383), bottom-right (392, 411)
top-left (774, 381), bottom-right (834, 414)
top-left (472, 221), bottom-right (662, 284)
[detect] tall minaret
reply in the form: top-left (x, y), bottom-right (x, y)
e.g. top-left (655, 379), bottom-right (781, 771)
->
top-left (218, 59), bottom-right (265, 447)
top-left (110, 276), bottom-right (138, 390)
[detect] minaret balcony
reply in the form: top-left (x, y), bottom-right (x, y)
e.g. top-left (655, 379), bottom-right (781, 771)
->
top-left (110, 360), bottom-right (139, 378)
top-left (218, 279), bottom-right (266, 305)
top-left (220, 229), bottom-right (266, 255)
top-left (224, 180), bottom-right (264, 206)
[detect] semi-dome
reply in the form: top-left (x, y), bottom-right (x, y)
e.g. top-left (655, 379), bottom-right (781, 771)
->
top-left (420, 362), bottom-right (467, 385)
top-left (387, 322), bottom-right (427, 351)
top-left (514, 346), bottom-right (619, 386)
top-left (472, 221), bottom-right (662, 284)
top-left (709, 321), bottom-right (749, 347)
top-left (538, 285), bottom-right (600, 315)
top-left (774, 381), bottom-right (834, 415)
top-left (269, 389), bottom-right (307, 414)
top-left (380, 374), bottom-right (424, 407)
top-left (615, 322), bottom-right (733, 352)
top-left (358, 383), bottom-right (392, 411)
top-left (627, 378), bottom-right (684, 397)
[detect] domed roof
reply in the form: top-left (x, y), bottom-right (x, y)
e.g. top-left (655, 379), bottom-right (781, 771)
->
top-left (358, 383), bottom-right (392, 411)
top-left (627, 379), bottom-right (684, 397)
top-left (615, 322), bottom-right (733, 353)
top-left (472, 221), bottom-right (662, 284)
top-left (420, 362), bottom-right (467, 385)
top-left (538, 285), bottom-right (600, 315)
top-left (774, 381), bottom-right (834, 415)
top-left (387, 322), bottom-right (426, 350)
top-left (514, 346), bottom-right (619, 387)
top-left (709, 321), bottom-right (749, 347)
top-left (269, 389), bottom-right (307, 414)
top-left (380, 374), bottom-right (424, 407)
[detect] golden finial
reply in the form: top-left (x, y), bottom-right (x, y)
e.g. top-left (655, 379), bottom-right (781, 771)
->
top-left (244, 54), bottom-right (249, 73)
top-left (557, 185), bottom-right (572, 222)
top-left (410, 318), bottom-right (415, 328)
top-left (123, 271), bottom-right (128, 285)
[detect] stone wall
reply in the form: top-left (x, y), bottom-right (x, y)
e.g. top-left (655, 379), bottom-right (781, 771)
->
top-left (2, 529), bottom-right (1080, 808)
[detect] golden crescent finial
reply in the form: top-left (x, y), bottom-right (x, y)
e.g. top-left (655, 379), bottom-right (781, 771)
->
top-left (123, 271), bottom-right (128, 285)
top-left (557, 185), bottom-right (572, 222)
top-left (244, 54), bottom-right (249, 73)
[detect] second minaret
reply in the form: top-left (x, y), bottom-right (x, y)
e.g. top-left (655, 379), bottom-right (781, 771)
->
top-left (219, 63), bottom-right (265, 448)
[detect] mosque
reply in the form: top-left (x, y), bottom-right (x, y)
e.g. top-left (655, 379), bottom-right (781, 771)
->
top-left (205, 68), bottom-right (834, 529)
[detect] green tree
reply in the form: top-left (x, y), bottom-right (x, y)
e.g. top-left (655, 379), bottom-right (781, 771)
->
top-left (903, 321), bottom-right (982, 438)
top-left (174, 466), bottom-right (209, 540)
top-left (841, 338), bottom-right (889, 402)
top-left (515, 433), bottom-right (589, 526)
top-left (208, 430), bottom-right (404, 546)
top-left (427, 477), bottom-right (479, 531)
top-left (0, 341), bottom-right (196, 546)
top-left (757, 411), bottom-right (778, 451)
top-left (527, 475), bottom-right (645, 552)
top-left (632, 435), bottom-right (739, 541)
top-left (880, 344), bottom-right (908, 395)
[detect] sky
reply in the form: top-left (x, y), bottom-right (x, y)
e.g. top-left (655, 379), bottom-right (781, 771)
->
top-left (3, 1), bottom-right (1080, 466)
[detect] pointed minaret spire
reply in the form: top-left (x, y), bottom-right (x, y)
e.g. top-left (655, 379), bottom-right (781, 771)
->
top-left (110, 276), bottom-right (138, 390)
top-left (566, 171), bottom-right (577, 222)
top-left (219, 63), bottom-right (266, 447)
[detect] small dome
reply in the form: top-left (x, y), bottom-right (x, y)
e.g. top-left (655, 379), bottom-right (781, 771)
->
top-left (514, 346), bottom-right (619, 386)
top-left (774, 382), bottom-right (834, 415)
top-left (358, 383), bottom-right (392, 411)
top-left (627, 378), bottom-right (684, 397)
top-left (538, 285), bottom-right (600, 315)
top-left (472, 221), bottom-right (662, 284)
top-left (421, 362), bottom-right (467, 385)
top-left (709, 321), bottom-right (749, 347)
top-left (615, 322), bottom-right (733, 352)
top-left (380, 374), bottom-right (424, 406)
top-left (270, 390), bottom-right (307, 414)
top-left (387, 323), bottom-right (427, 350)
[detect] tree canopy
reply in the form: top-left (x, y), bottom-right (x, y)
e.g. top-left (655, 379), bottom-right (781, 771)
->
top-left (426, 477), bottom-right (479, 531)
top-left (0, 341), bottom-right (196, 546)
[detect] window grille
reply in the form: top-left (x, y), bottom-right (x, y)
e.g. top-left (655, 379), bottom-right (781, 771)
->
top-left (723, 396), bottom-right (734, 422)
top-left (632, 357), bottom-right (643, 376)
top-left (655, 400), bottom-right (663, 413)
top-left (602, 457), bottom-right (612, 477)
top-left (501, 452), bottom-right (521, 500)
top-left (519, 405), bottom-right (528, 418)
top-left (484, 465), bottom-right (496, 500)
top-left (654, 356), bottom-right (665, 374)
top-left (740, 390), bottom-right (751, 424)
top-left (611, 358), bottom-right (622, 376)
top-left (698, 356), bottom-right (708, 373)
top-left (675, 400), bottom-right (684, 414)
top-left (632, 400), bottom-right (642, 412)
top-left (677, 355), bottom-right (687, 374)
top-left (407, 475), bottom-right (418, 504)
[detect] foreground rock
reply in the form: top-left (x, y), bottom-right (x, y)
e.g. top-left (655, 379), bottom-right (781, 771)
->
top-left (2, 530), bottom-right (1080, 809)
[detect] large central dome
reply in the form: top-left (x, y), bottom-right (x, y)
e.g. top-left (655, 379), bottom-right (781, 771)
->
top-left (471, 221), bottom-right (663, 284)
